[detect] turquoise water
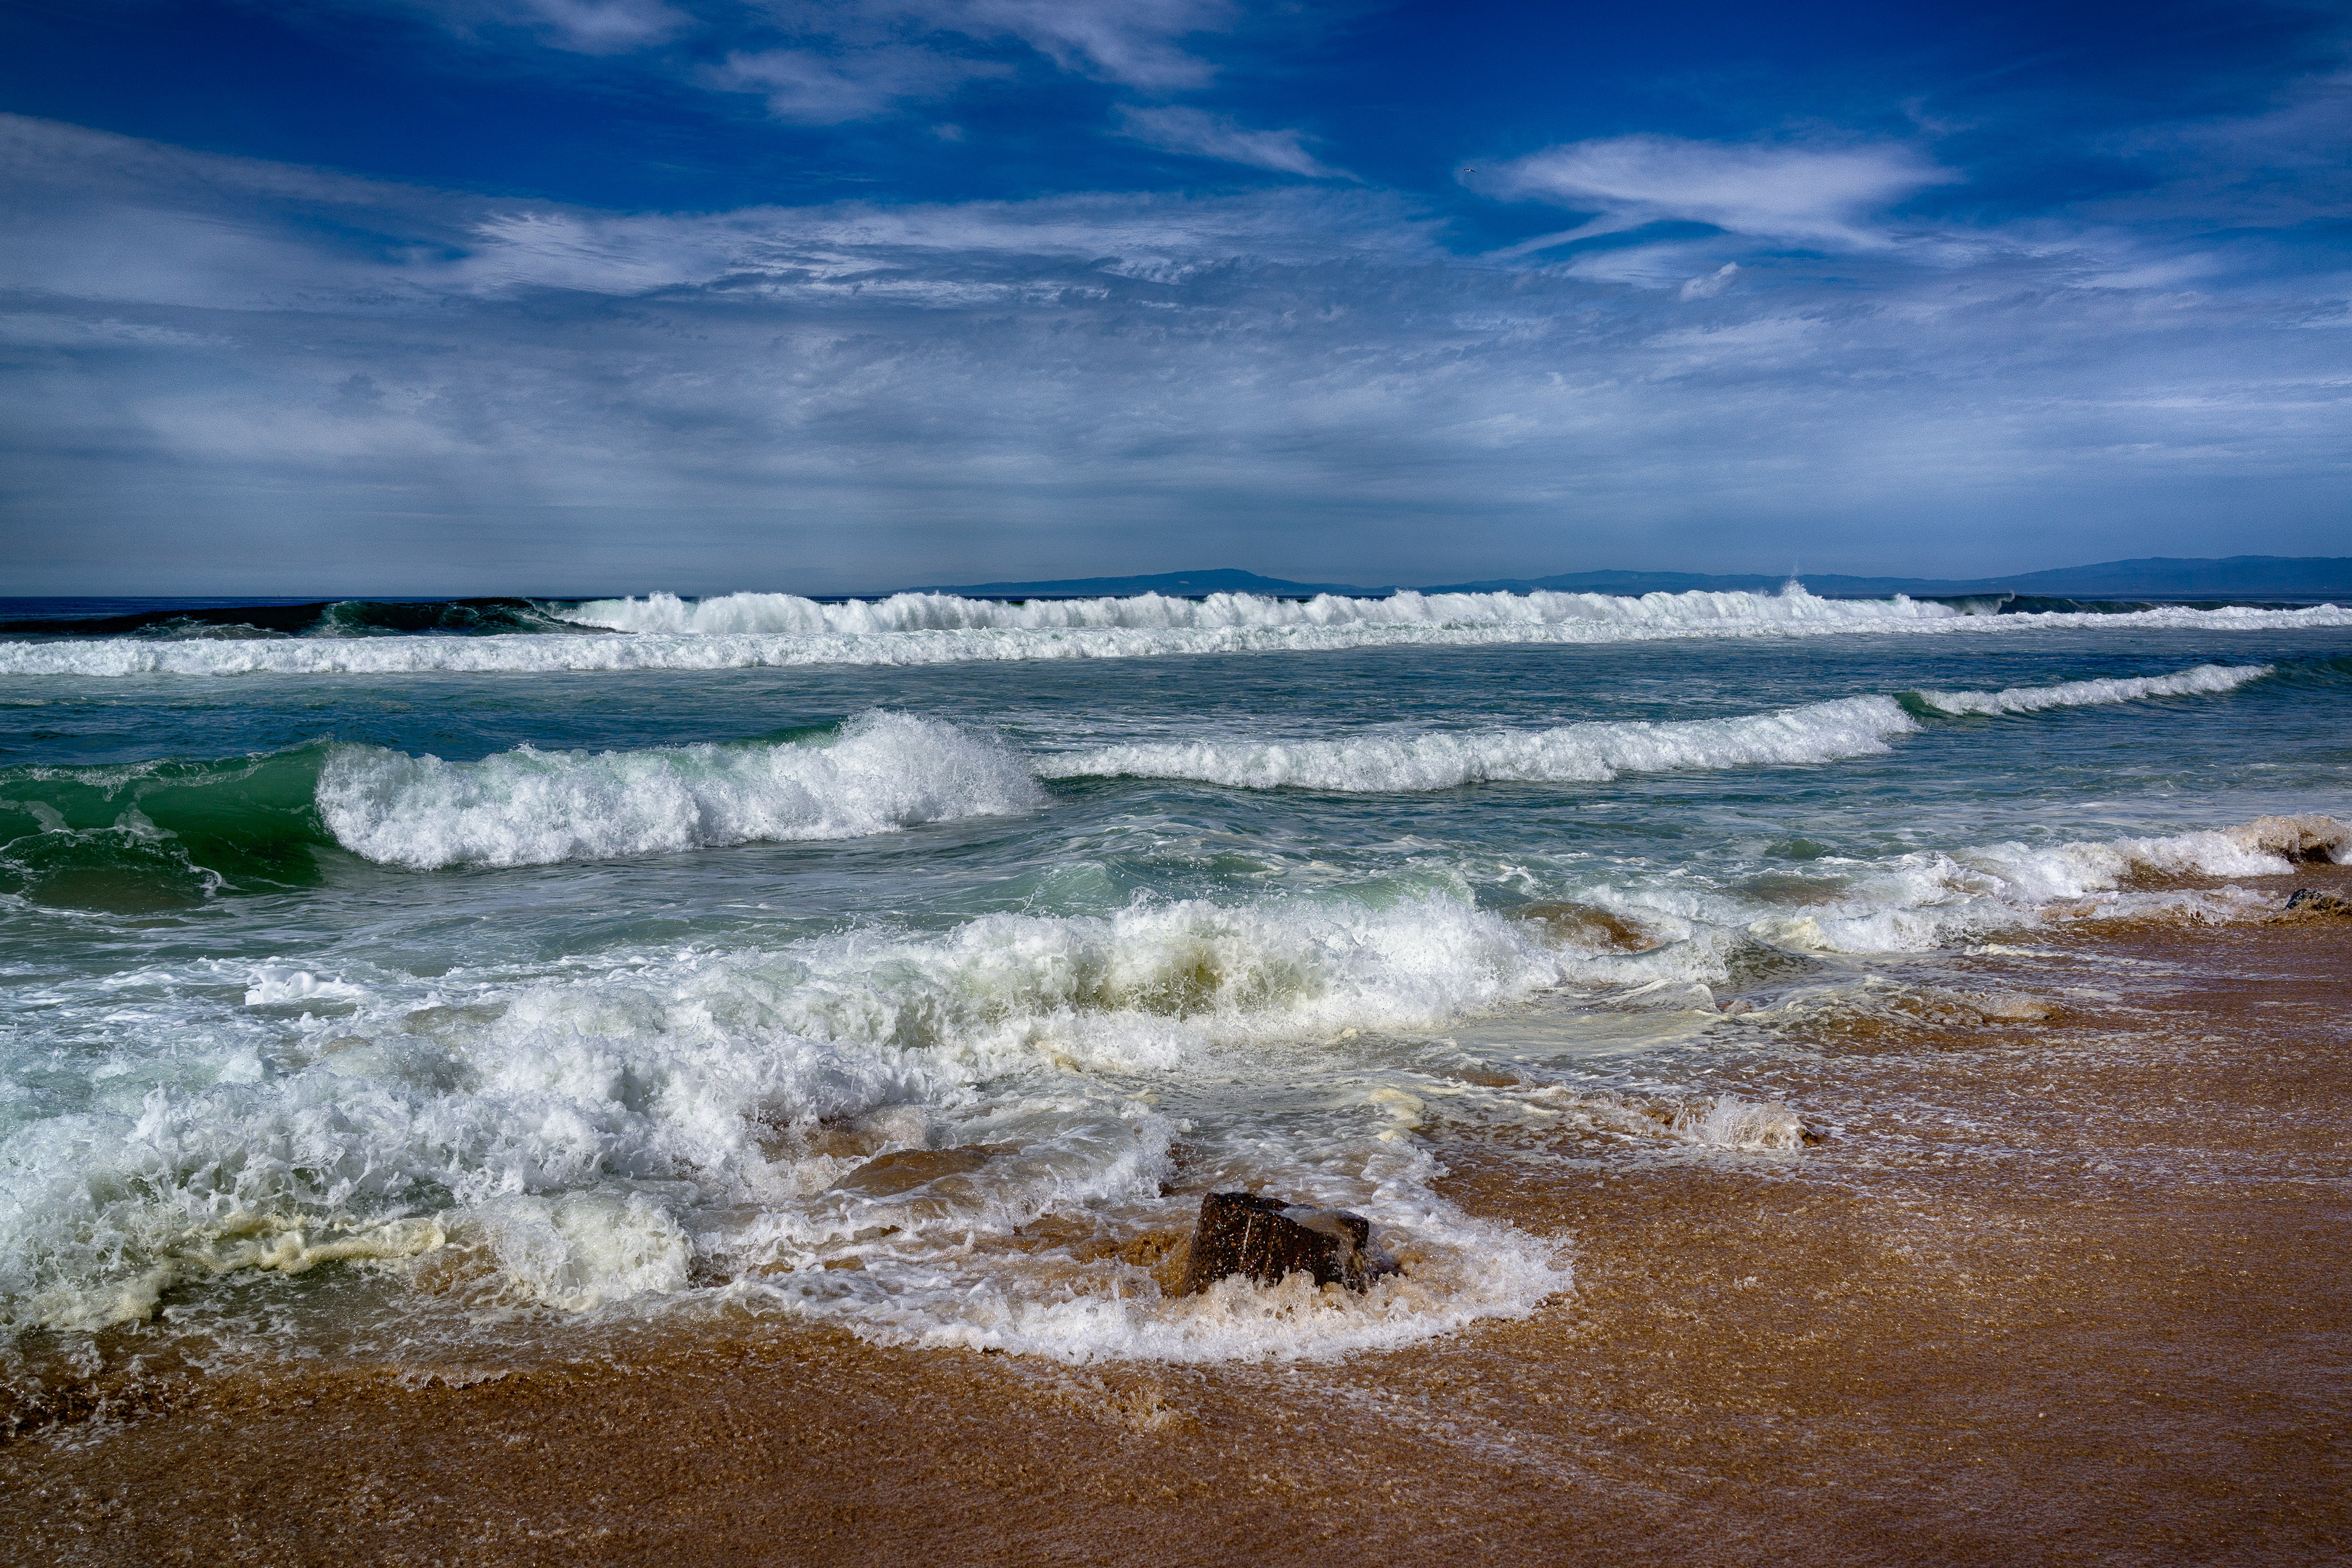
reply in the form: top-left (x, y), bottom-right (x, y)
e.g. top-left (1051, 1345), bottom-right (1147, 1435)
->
top-left (2, 589), bottom-right (2347, 1371)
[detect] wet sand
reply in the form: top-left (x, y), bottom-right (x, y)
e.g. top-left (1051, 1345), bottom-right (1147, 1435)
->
top-left (4, 868), bottom-right (2346, 1566)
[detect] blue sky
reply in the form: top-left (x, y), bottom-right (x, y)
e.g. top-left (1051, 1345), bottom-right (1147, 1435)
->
top-left (1, 0), bottom-right (2347, 593)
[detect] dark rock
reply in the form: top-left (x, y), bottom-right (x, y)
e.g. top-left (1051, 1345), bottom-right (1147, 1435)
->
top-left (2284, 888), bottom-right (2352, 918)
top-left (1177, 1191), bottom-right (1376, 1295)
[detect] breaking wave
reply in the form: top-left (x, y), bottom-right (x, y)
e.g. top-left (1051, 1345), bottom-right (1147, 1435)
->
top-left (0, 892), bottom-right (1578, 1356)
top-left (1749, 813), bottom-right (2349, 952)
top-left (319, 713), bottom-right (1042, 870)
top-left (4, 811), bottom-right (2337, 1355)
top-left (1038, 695), bottom-right (1916, 792)
top-left (1911, 661), bottom-right (2274, 715)
top-left (0, 716), bottom-right (1041, 899)
top-left (564, 586), bottom-right (1966, 636)
top-left (1035, 663), bottom-right (2280, 793)
top-left (4, 587), bottom-right (2344, 676)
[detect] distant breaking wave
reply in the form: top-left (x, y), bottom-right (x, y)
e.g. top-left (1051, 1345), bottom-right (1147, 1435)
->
top-left (3, 587), bottom-right (2345, 677)
top-left (1038, 663), bottom-right (2277, 793)
top-left (562, 587), bottom-right (1959, 636)
top-left (1038, 695), bottom-right (1918, 791)
top-left (1910, 661), bottom-right (2274, 715)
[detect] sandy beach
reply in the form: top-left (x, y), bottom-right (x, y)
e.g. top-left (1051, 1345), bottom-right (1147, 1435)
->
top-left (4, 864), bottom-right (2343, 1567)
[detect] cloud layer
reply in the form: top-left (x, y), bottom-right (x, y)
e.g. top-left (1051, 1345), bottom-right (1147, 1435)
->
top-left (1, 6), bottom-right (2348, 593)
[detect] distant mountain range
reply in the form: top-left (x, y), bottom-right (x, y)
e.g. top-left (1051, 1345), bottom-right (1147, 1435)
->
top-left (910, 556), bottom-right (2352, 603)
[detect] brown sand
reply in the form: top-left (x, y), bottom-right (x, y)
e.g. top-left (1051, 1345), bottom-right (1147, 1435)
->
top-left (4, 870), bottom-right (2346, 1567)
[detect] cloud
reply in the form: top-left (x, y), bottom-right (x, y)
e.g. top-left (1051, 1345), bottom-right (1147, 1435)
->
top-left (1113, 105), bottom-right (1346, 178)
top-left (1, 114), bottom-right (2346, 594)
top-left (710, 44), bottom-right (1007, 123)
top-left (323, 0), bottom-right (1236, 106)
top-left (955, 0), bottom-right (1230, 89)
top-left (1680, 261), bottom-right (1738, 301)
top-left (388, 0), bottom-right (691, 52)
top-left (1484, 135), bottom-right (1960, 253)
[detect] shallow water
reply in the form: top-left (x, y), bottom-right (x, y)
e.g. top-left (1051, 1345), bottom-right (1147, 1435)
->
top-left (1, 587), bottom-right (2346, 1379)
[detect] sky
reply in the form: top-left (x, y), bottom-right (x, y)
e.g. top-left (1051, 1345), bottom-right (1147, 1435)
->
top-left (1, 0), bottom-right (2348, 595)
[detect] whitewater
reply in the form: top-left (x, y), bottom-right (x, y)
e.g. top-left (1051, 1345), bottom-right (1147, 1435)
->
top-left (1, 592), bottom-right (2347, 1384)
top-left (1, 585), bottom-right (2344, 675)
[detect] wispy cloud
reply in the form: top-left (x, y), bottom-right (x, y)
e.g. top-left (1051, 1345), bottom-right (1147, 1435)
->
top-left (1482, 135), bottom-right (1960, 253)
top-left (955, 0), bottom-right (1230, 90)
top-left (1113, 106), bottom-right (1347, 179)
top-left (709, 44), bottom-right (1008, 123)
top-left (392, 0), bottom-right (693, 52)
top-left (381, 0), bottom-right (1236, 97)
top-left (1, 113), bottom-right (2344, 593)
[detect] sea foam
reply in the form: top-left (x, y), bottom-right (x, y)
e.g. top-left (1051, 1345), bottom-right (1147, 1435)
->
top-left (4, 812), bottom-right (2337, 1357)
top-left (1913, 661), bottom-right (2274, 715)
top-left (3, 587), bottom-right (2343, 677)
top-left (1037, 695), bottom-right (1916, 791)
top-left (1032, 664), bottom-right (2278, 793)
top-left (317, 712), bottom-right (1042, 869)
top-left (0, 892), bottom-right (1583, 1354)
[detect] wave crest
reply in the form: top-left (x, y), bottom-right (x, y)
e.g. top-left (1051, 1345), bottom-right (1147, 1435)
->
top-left (10, 588), bottom-right (2340, 677)
top-left (565, 585), bottom-right (1968, 637)
top-left (1913, 661), bottom-right (2274, 715)
top-left (319, 713), bottom-right (1042, 870)
top-left (1037, 695), bottom-right (1916, 792)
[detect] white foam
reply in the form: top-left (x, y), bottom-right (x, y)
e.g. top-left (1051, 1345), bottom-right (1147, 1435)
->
top-left (1037, 695), bottom-right (1916, 791)
top-left (5, 810), bottom-right (2337, 1358)
top-left (1672, 1094), bottom-right (1808, 1151)
top-left (1915, 661), bottom-right (2274, 715)
top-left (452, 1193), bottom-right (693, 1312)
top-left (244, 964), bottom-right (369, 1006)
top-left (0, 891), bottom-right (1580, 1353)
top-left (316, 712), bottom-right (1042, 868)
top-left (1750, 813), bottom-right (2350, 953)
top-left (565, 585), bottom-right (1969, 637)
top-left (4, 587), bottom-right (2343, 676)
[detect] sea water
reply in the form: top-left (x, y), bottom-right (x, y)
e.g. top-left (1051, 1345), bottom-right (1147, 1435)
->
top-left (1, 587), bottom-right (2346, 1379)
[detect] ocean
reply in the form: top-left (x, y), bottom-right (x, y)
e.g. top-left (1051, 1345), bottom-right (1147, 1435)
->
top-left (2, 584), bottom-right (2348, 1400)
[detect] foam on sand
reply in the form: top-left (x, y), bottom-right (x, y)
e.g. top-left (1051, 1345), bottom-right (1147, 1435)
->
top-left (1750, 814), bottom-right (2351, 953)
top-left (3, 812), bottom-right (2336, 1361)
top-left (0, 891), bottom-right (1588, 1358)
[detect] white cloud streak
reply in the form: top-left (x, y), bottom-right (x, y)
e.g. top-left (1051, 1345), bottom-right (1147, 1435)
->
top-left (1113, 105), bottom-right (1347, 178)
top-left (0, 115), bottom-right (2344, 593)
top-left (1485, 134), bottom-right (1961, 253)
top-left (709, 44), bottom-right (1007, 121)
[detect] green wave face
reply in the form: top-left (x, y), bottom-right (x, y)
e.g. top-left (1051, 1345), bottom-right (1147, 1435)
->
top-left (0, 746), bottom-right (333, 909)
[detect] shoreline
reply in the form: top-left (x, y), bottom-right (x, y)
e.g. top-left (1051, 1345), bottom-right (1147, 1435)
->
top-left (4, 869), bottom-right (2346, 1566)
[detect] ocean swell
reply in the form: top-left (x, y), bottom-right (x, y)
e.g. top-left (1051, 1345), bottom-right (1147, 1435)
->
top-left (4, 588), bottom-right (2344, 677)
top-left (1037, 695), bottom-right (1916, 792)
top-left (1033, 664), bottom-right (2282, 794)
top-left (1911, 661), bottom-right (2274, 715)
top-left (319, 713), bottom-right (1042, 870)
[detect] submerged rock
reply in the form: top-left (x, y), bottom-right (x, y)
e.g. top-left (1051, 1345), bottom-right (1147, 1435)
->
top-left (1177, 1191), bottom-right (1376, 1295)
top-left (1513, 900), bottom-right (1659, 953)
